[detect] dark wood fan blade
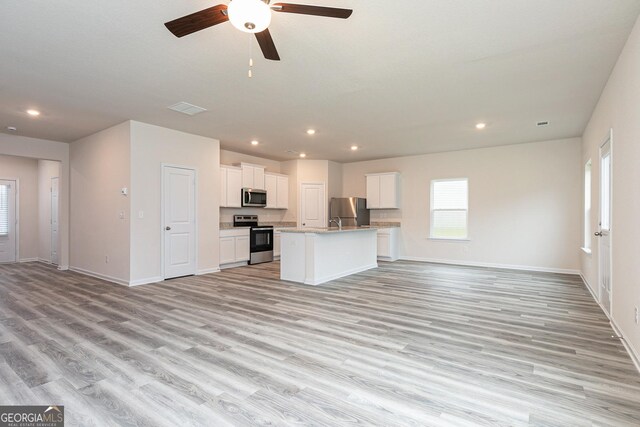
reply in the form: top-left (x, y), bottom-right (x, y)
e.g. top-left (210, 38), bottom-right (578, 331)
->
top-left (165, 5), bottom-right (229, 38)
top-left (255, 29), bottom-right (280, 61)
top-left (271, 3), bottom-right (352, 19)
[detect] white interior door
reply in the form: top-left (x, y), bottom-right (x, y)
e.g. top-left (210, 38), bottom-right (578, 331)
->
top-left (0, 180), bottom-right (17, 263)
top-left (51, 177), bottom-right (59, 265)
top-left (598, 137), bottom-right (612, 315)
top-left (163, 166), bottom-right (197, 279)
top-left (300, 183), bottom-right (326, 228)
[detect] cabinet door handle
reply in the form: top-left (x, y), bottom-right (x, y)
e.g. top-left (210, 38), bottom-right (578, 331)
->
top-left (165, 226), bottom-right (171, 231)
top-left (594, 231), bottom-right (602, 237)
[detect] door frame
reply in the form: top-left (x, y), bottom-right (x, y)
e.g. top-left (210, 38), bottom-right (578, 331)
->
top-left (0, 178), bottom-right (19, 263)
top-left (299, 181), bottom-right (326, 228)
top-left (598, 129), bottom-right (613, 316)
top-left (50, 176), bottom-right (59, 265)
top-left (160, 163), bottom-right (198, 280)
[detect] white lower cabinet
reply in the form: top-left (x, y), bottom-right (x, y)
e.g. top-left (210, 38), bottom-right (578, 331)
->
top-left (220, 228), bottom-right (250, 268)
top-left (377, 228), bottom-right (399, 261)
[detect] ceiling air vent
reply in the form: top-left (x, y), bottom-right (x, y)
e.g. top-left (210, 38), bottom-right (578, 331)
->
top-left (168, 102), bottom-right (207, 116)
top-left (537, 121), bottom-right (549, 127)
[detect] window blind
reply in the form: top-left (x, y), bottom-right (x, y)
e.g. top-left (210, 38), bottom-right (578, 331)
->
top-left (431, 179), bottom-right (468, 239)
top-left (0, 185), bottom-right (8, 236)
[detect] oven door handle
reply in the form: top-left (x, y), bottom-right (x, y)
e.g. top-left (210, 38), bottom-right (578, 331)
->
top-left (252, 227), bottom-right (273, 231)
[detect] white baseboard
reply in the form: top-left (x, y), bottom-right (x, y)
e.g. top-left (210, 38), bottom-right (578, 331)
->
top-left (37, 257), bottom-right (53, 264)
top-left (197, 267), bottom-right (220, 275)
top-left (610, 319), bottom-right (640, 374)
top-left (578, 274), bottom-right (640, 375)
top-left (399, 256), bottom-right (580, 275)
top-left (129, 276), bottom-right (163, 287)
top-left (57, 265), bottom-right (69, 271)
top-left (580, 272), bottom-right (598, 299)
top-left (68, 266), bottom-right (130, 287)
top-left (220, 261), bottom-right (249, 270)
top-left (19, 257), bottom-right (38, 263)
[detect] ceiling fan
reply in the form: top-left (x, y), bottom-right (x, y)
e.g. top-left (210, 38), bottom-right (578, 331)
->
top-left (164, 0), bottom-right (353, 61)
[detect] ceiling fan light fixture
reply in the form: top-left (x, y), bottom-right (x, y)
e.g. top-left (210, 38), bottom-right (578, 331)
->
top-left (228, 0), bottom-right (272, 33)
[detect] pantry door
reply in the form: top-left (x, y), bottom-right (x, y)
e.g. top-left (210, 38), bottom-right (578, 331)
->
top-left (300, 182), bottom-right (326, 228)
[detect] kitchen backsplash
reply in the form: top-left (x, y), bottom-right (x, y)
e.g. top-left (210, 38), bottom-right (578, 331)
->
top-left (219, 207), bottom-right (289, 223)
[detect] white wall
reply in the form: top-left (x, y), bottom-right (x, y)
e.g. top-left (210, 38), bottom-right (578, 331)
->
top-left (0, 134), bottom-right (69, 268)
top-left (342, 138), bottom-right (582, 273)
top-left (328, 160), bottom-right (343, 210)
top-left (581, 15), bottom-right (640, 362)
top-left (129, 121), bottom-right (220, 283)
top-left (37, 160), bottom-right (60, 262)
top-left (0, 155), bottom-right (38, 261)
top-left (70, 122), bottom-right (131, 284)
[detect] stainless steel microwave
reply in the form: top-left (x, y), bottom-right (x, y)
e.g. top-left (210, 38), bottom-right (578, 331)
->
top-left (241, 188), bottom-right (267, 207)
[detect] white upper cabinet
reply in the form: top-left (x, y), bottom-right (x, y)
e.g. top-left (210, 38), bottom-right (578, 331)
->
top-left (220, 165), bottom-right (242, 208)
top-left (265, 172), bottom-right (288, 209)
top-left (240, 163), bottom-right (265, 190)
top-left (276, 175), bottom-right (288, 209)
top-left (366, 172), bottom-right (400, 209)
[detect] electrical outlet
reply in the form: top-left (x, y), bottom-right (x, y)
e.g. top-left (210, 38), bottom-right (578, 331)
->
top-left (635, 306), bottom-right (639, 325)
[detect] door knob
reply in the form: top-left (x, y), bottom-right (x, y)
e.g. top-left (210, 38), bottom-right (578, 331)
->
top-left (165, 226), bottom-right (171, 231)
top-left (594, 231), bottom-right (602, 236)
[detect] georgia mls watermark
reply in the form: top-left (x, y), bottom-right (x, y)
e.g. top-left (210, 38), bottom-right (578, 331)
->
top-left (0, 405), bottom-right (64, 427)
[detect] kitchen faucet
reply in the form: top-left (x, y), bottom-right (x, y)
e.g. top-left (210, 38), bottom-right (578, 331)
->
top-left (329, 217), bottom-right (342, 229)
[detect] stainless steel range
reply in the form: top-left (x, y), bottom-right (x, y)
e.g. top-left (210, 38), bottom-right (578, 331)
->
top-left (233, 215), bottom-right (273, 265)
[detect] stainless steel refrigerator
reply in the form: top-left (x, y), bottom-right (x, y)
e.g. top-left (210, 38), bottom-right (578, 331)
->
top-left (329, 197), bottom-right (370, 227)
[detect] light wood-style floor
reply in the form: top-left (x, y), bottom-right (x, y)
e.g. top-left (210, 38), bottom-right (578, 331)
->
top-left (1, 261), bottom-right (639, 426)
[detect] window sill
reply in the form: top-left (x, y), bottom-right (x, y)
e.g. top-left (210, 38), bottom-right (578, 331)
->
top-left (428, 237), bottom-right (470, 242)
top-left (581, 247), bottom-right (592, 255)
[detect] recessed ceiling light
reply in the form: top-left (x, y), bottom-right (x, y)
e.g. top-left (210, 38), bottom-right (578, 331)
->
top-left (299, 153), bottom-right (307, 158)
top-left (306, 129), bottom-right (316, 135)
top-left (350, 145), bottom-right (358, 151)
top-left (475, 123), bottom-right (486, 129)
top-left (27, 109), bottom-right (40, 117)
top-left (537, 121), bottom-right (549, 127)
top-left (7, 126), bottom-right (17, 132)
top-left (251, 140), bottom-right (259, 146)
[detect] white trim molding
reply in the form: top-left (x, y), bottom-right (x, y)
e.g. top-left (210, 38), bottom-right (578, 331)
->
top-left (129, 276), bottom-right (163, 287)
top-left (400, 256), bottom-right (580, 275)
top-left (69, 266), bottom-right (130, 287)
top-left (610, 319), bottom-right (640, 374)
top-left (579, 273), bottom-right (640, 374)
top-left (197, 267), bottom-right (220, 275)
top-left (19, 258), bottom-right (39, 263)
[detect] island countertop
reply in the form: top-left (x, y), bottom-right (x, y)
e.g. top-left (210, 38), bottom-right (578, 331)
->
top-left (279, 227), bottom-right (379, 234)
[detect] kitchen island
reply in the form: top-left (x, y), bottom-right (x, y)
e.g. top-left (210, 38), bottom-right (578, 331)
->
top-left (280, 227), bottom-right (377, 285)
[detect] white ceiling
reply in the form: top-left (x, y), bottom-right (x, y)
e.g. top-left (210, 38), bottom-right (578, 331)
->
top-left (1, 0), bottom-right (639, 162)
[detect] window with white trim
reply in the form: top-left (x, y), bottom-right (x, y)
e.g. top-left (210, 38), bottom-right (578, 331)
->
top-left (430, 178), bottom-right (468, 239)
top-left (0, 184), bottom-right (8, 236)
top-left (583, 160), bottom-right (592, 251)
